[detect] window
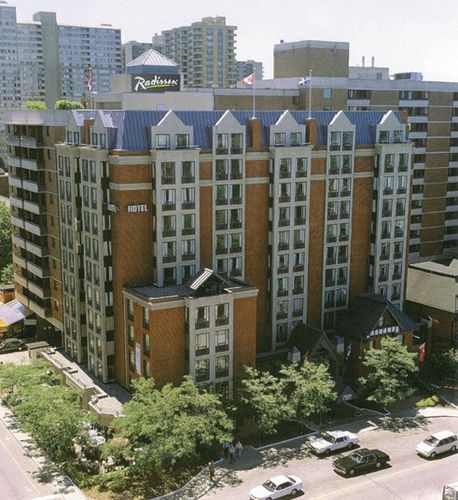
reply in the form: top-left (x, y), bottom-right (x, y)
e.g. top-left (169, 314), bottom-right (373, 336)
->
top-left (128, 324), bottom-right (135, 346)
top-left (215, 210), bottom-right (228, 230)
top-left (230, 233), bottom-right (242, 253)
top-left (162, 241), bottom-right (176, 262)
top-left (182, 161), bottom-right (195, 183)
top-left (279, 158), bottom-right (291, 178)
top-left (195, 359), bottom-right (209, 382)
top-left (182, 239), bottom-right (195, 259)
top-left (196, 306), bottom-right (210, 329)
top-left (176, 133), bottom-right (189, 149)
top-left (330, 131), bottom-right (340, 150)
top-left (127, 299), bottom-right (134, 319)
top-left (216, 133), bottom-right (229, 153)
top-left (216, 303), bottom-right (229, 325)
top-left (379, 130), bottom-right (390, 143)
top-left (230, 159), bottom-right (242, 179)
top-left (143, 307), bottom-right (149, 328)
top-left (277, 277), bottom-right (289, 296)
top-left (393, 130), bottom-right (403, 143)
top-left (215, 159), bottom-right (228, 180)
top-left (143, 333), bottom-right (150, 355)
top-left (182, 187), bottom-right (195, 209)
top-left (274, 132), bottom-right (286, 146)
top-left (195, 332), bottom-right (209, 356)
top-left (161, 188), bottom-right (176, 209)
top-left (216, 330), bottom-right (229, 352)
top-left (182, 213), bottom-right (195, 235)
top-left (216, 356), bottom-right (229, 378)
top-left (296, 157), bottom-right (307, 177)
top-left (231, 133), bottom-right (243, 153)
top-left (163, 215), bottom-right (176, 236)
top-left (276, 323), bottom-right (288, 343)
top-left (156, 134), bottom-right (170, 149)
top-left (342, 131), bottom-right (353, 150)
top-left (161, 162), bottom-right (175, 184)
top-left (290, 132), bottom-right (302, 145)
top-left (323, 88), bottom-right (332, 99)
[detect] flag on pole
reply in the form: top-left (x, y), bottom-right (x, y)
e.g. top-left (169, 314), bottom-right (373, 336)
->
top-left (418, 342), bottom-right (426, 363)
top-left (241, 72), bottom-right (256, 85)
top-left (298, 76), bottom-right (310, 87)
top-left (86, 66), bottom-right (94, 91)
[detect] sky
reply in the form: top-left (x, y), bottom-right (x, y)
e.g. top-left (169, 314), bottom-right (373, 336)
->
top-left (9, 0), bottom-right (458, 82)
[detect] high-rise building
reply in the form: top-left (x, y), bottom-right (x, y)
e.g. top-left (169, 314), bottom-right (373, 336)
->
top-left (122, 41), bottom-right (154, 68)
top-left (236, 60), bottom-right (263, 81)
top-left (6, 108), bottom-right (413, 391)
top-left (161, 17), bottom-right (237, 88)
top-left (0, 2), bottom-right (122, 109)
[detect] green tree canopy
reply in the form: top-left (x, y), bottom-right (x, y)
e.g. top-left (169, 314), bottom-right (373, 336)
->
top-left (25, 101), bottom-right (46, 110)
top-left (280, 362), bottom-right (337, 419)
top-left (430, 349), bottom-right (458, 381)
top-left (359, 336), bottom-right (418, 409)
top-left (0, 263), bottom-right (13, 285)
top-left (240, 366), bottom-right (291, 435)
top-left (54, 99), bottom-right (84, 110)
top-left (111, 377), bottom-right (233, 471)
top-left (0, 202), bottom-right (12, 272)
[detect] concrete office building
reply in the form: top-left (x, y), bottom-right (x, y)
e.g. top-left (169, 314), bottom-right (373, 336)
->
top-left (236, 60), bottom-right (263, 81)
top-left (0, 2), bottom-right (122, 109)
top-left (6, 107), bottom-right (412, 392)
top-left (161, 17), bottom-right (237, 88)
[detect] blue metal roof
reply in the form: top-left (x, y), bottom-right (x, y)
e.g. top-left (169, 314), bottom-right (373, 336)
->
top-left (72, 109), bottom-right (401, 151)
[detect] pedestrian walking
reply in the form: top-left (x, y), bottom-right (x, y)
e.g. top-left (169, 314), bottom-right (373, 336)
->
top-left (222, 441), bottom-right (230, 459)
top-left (208, 461), bottom-right (215, 483)
top-left (235, 439), bottom-right (243, 458)
top-left (228, 443), bottom-right (235, 463)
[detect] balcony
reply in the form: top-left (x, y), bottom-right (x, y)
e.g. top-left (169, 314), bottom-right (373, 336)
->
top-left (380, 253), bottom-right (390, 261)
top-left (182, 202), bottom-right (195, 210)
top-left (230, 221), bottom-right (242, 229)
top-left (338, 255), bottom-right (348, 264)
top-left (162, 229), bottom-right (176, 237)
top-left (379, 274), bottom-right (388, 282)
top-left (182, 227), bottom-right (195, 236)
top-left (163, 255), bottom-right (176, 263)
top-left (382, 210), bottom-right (392, 217)
top-left (393, 272), bottom-right (402, 280)
top-left (294, 241), bottom-right (305, 249)
top-left (230, 197), bottom-right (242, 205)
top-left (182, 252), bottom-right (195, 261)
top-left (398, 165), bottom-right (408, 172)
top-left (339, 234), bottom-right (349, 242)
top-left (295, 218), bottom-right (306, 225)
top-left (216, 246), bottom-right (227, 255)
top-left (296, 193), bottom-right (306, 202)
top-left (383, 187), bottom-right (393, 195)
top-left (215, 172), bottom-right (228, 181)
top-left (215, 343), bottom-right (229, 353)
top-left (231, 171), bottom-right (242, 180)
top-left (215, 317), bottom-right (229, 327)
top-left (278, 219), bottom-right (289, 227)
top-left (229, 268), bottom-right (242, 278)
top-left (292, 287), bottom-right (304, 295)
top-left (328, 212), bottom-right (338, 221)
top-left (216, 148), bottom-right (228, 155)
top-left (340, 189), bottom-right (351, 197)
top-left (7, 135), bottom-right (41, 148)
top-left (385, 165), bottom-right (394, 173)
top-left (293, 264), bottom-right (304, 272)
top-left (195, 347), bottom-right (210, 357)
top-left (162, 202), bottom-right (176, 211)
top-left (279, 195), bottom-right (290, 203)
top-left (8, 156), bottom-right (39, 171)
top-left (396, 208), bottom-right (405, 216)
top-left (328, 191), bottom-right (339, 198)
top-left (195, 319), bottom-right (209, 330)
top-left (215, 198), bottom-right (228, 206)
top-left (279, 170), bottom-right (291, 179)
top-left (328, 168), bottom-right (339, 175)
top-left (393, 252), bottom-right (403, 260)
top-left (181, 176), bottom-right (195, 184)
top-left (161, 176), bottom-right (176, 185)
top-left (278, 242), bottom-right (289, 251)
top-left (327, 235), bottom-right (337, 243)
top-left (397, 187), bottom-right (407, 195)
top-left (216, 222), bottom-right (228, 230)
top-left (276, 311), bottom-right (288, 320)
top-left (277, 265), bottom-right (288, 275)
top-left (277, 289), bottom-right (288, 297)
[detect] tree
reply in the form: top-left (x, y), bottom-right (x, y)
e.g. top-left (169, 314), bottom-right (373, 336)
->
top-left (0, 202), bottom-right (12, 271)
top-left (240, 366), bottom-right (291, 435)
top-left (54, 99), bottom-right (84, 110)
top-left (359, 336), bottom-right (418, 409)
top-left (112, 377), bottom-right (233, 471)
top-left (280, 362), bottom-right (336, 420)
top-left (430, 349), bottom-right (458, 382)
top-left (25, 101), bottom-right (46, 110)
top-left (0, 263), bottom-right (13, 284)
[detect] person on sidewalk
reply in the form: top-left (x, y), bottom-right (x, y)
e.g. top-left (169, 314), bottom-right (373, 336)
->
top-left (235, 439), bottom-right (243, 458)
top-left (222, 441), bottom-right (230, 459)
top-left (228, 443), bottom-right (235, 463)
top-left (208, 461), bottom-right (215, 483)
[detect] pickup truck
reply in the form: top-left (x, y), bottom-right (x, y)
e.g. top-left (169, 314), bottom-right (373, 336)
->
top-left (308, 430), bottom-right (359, 455)
top-left (332, 448), bottom-right (390, 476)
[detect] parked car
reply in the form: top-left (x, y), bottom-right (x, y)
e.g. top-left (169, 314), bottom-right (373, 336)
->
top-left (332, 448), bottom-right (390, 476)
top-left (416, 430), bottom-right (458, 458)
top-left (308, 430), bottom-right (359, 455)
top-left (0, 338), bottom-right (27, 354)
top-left (248, 474), bottom-right (303, 499)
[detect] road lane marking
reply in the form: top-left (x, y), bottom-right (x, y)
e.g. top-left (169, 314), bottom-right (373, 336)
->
top-left (0, 433), bottom-right (41, 495)
top-left (309, 459), bottom-right (456, 499)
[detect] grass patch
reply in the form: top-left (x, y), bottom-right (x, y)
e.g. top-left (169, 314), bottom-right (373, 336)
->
top-left (415, 394), bottom-right (442, 408)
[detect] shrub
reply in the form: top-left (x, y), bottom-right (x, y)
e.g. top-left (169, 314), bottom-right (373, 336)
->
top-left (430, 349), bottom-right (458, 382)
top-left (54, 99), bottom-right (84, 110)
top-left (415, 394), bottom-right (441, 408)
top-left (26, 101), bottom-right (46, 110)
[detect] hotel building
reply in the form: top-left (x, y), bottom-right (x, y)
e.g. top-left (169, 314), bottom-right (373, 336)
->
top-left (5, 108), bottom-right (412, 393)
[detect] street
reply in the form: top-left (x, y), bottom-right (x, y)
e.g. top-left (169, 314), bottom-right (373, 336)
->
top-left (201, 416), bottom-right (458, 500)
top-left (0, 408), bottom-right (57, 499)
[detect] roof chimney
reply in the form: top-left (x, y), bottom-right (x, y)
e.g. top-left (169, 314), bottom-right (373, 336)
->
top-left (362, 56), bottom-right (365, 67)
top-left (371, 56), bottom-right (375, 67)
top-left (280, 39), bottom-right (284, 44)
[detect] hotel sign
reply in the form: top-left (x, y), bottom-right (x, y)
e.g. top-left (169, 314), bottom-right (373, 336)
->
top-left (127, 204), bottom-right (149, 213)
top-left (131, 73), bottom-right (181, 93)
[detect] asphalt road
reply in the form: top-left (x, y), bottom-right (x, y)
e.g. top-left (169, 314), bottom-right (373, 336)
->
top-left (201, 416), bottom-right (458, 500)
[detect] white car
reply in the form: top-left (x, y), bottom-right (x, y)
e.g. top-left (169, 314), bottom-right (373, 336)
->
top-left (248, 474), bottom-right (303, 499)
top-left (308, 430), bottom-right (359, 455)
top-left (416, 430), bottom-right (458, 458)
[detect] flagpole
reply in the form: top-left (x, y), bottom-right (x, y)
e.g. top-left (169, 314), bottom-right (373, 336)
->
top-left (252, 80), bottom-right (256, 119)
top-left (308, 69), bottom-right (312, 119)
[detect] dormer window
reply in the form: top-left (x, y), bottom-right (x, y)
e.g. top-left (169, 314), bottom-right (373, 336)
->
top-left (230, 133), bottom-right (243, 154)
top-left (393, 130), bottom-right (403, 143)
top-left (216, 133), bottom-right (229, 154)
top-left (330, 132), bottom-right (340, 151)
top-left (290, 132), bottom-right (301, 146)
top-left (379, 130), bottom-right (390, 143)
top-left (176, 133), bottom-right (189, 149)
top-left (342, 131), bottom-right (353, 150)
top-left (156, 134), bottom-right (170, 149)
top-left (274, 132), bottom-right (286, 146)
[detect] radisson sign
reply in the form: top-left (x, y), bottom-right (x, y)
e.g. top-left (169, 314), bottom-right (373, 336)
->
top-left (131, 73), bottom-right (181, 93)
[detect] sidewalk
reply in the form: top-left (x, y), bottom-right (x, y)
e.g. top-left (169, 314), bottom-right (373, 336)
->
top-left (0, 404), bottom-right (86, 500)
